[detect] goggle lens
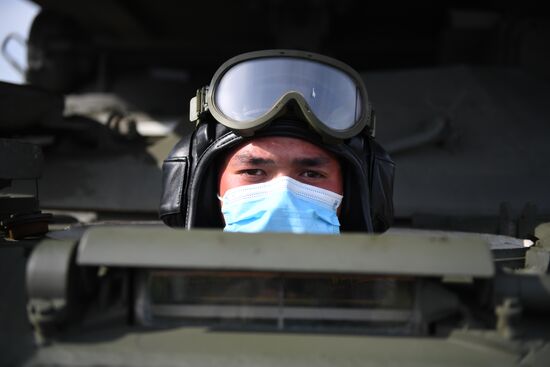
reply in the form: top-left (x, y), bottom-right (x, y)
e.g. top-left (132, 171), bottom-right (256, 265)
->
top-left (214, 57), bottom-right (362, 131)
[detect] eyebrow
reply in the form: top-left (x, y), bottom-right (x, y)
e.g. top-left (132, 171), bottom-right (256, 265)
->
top-left (292, 157), bottom-right (331, 167)
top-left (234, 153), bottom-right (275, 166)
top-left (233, 153), bottom-right (331, 167)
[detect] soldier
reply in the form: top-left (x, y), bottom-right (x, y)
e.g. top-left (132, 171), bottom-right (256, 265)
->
top-left (160, 50), bottom-right (394, 234)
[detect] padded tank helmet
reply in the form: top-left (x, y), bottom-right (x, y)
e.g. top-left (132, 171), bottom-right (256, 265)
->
top-left (160, 50), bottom-right (395, 232)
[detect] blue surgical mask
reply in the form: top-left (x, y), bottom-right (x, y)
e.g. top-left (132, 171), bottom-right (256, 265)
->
top-left (220, 176), bottom-right (343, 234)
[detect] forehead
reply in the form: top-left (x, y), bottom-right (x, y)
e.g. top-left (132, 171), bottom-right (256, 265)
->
top-left (225, 136), bottom-right (337, 163)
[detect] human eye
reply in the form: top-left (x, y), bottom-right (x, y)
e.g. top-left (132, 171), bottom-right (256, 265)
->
top-left (239, 169), bottom-right (265, 177)
top-left (301, 170), bottom-right (325, 179)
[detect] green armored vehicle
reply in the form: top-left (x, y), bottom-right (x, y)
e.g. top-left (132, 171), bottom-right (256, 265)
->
top-left (2, 1), bottom-right (550, 366)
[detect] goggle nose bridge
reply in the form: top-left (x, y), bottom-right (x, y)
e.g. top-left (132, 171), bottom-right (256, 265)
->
top-left (271, 91), bottom-right (315, 116)
top-left (257, 92), bottom-right (346, 143)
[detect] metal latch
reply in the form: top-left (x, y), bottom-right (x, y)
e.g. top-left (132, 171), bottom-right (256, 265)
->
top-left (189, 86), bottom-right (209, 122)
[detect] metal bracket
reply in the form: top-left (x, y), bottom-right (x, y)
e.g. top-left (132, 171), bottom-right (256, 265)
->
top-left (189, 86), bottom-right (209, 122)
top-left (26, 239), bottom-right (77, 343)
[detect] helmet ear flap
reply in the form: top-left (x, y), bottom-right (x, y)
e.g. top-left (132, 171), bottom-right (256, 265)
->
top-left (159, 123), bottom-right (216, 228)
top-left (338, 135), bottom-right (394, 233)
top-left (160, 120), bottom-right (245, 229)
top-left (159, 132), bottom-right (193, 227)
top-left (367, 139), bottom-right (395, 232)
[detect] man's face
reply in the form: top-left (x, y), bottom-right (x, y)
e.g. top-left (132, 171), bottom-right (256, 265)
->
top-left (219, 136), bottom-right (343, 198)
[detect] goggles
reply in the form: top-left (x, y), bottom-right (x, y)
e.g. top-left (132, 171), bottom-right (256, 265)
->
top-left (190, 50), bottom-right (375, 141)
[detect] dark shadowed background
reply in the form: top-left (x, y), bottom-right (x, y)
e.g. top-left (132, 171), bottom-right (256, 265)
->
top-left (2, 0), bottom-right (550, 236)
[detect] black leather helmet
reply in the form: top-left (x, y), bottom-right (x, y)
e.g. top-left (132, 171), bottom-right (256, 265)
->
top-left (160, 50), bottom-right (395, 232)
